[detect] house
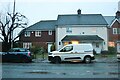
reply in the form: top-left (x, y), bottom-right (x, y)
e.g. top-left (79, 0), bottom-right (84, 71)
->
top-left (19, 20), bottom-right (56, 52)
top-left (104, 16), bottom-right (115, 47)
top-left (104, 11), bottom-right (120, 54)
top-left (56, 10), bottom-right (108, 54)
top-left (19, 9), bottom-right (108, 54)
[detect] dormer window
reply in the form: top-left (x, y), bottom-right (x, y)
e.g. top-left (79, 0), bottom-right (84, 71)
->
top-left (48, 30), bottom-right (52, 35)
top-left (35, 31), bottom-right (41, 37)
top-left (66, 27), bottom-right (72, 33)
top-left (24, 31), bottom-right (30, 37)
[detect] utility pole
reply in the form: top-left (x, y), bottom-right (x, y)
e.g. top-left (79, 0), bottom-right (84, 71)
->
top-left (11, 0), bottom-right (16, 48)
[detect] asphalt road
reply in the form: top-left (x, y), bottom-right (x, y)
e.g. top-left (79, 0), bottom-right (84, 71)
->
top-left (1, 57), bottom-right (120, 79)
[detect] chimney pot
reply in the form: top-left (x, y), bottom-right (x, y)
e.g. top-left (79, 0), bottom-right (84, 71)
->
top-left (116, 11), bottom-right (120, 18)
top-left (77, 9), bottom-right (81, 14)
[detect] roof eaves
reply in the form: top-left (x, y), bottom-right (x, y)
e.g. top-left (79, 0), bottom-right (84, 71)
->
top-left (110, 18), bottom-right (120, 27)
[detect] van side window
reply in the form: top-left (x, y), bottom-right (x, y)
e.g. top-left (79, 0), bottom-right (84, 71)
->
top-left (60, 46), bottom-right (73, 52)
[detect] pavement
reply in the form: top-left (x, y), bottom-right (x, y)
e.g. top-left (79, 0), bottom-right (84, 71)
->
top-left (32, 55), bottom-right (118, 63)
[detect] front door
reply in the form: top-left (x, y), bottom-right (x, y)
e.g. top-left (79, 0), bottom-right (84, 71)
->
top-left (94, 42), bottom-right (102, 54)
top-left (48, 43), bottom-right (52, 53)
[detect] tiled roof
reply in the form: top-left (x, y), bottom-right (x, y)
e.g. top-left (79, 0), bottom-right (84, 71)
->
top-left (61, 35), bottom-right (104, 42)
top-left (26, 20), bottom-right (56, 31)
top-left (57, 14), bottom-right (108, 26)
top-left (24, 14), bottom-right (108, 32)
top-left (104, 16), bottom-right (115, 26)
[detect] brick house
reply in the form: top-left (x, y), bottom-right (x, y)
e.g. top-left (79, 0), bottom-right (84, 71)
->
top-left (19, 20), bottom-right (56, 52)
top-left (104, 11), bottom-right (120, 53)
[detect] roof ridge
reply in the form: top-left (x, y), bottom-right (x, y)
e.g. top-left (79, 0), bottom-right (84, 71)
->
top-left (103, 16), bottom-right (115, 17)
top-left (40, 20), bottom-right (57, 22)
top-left (58, 14), bottom-right (102, 16)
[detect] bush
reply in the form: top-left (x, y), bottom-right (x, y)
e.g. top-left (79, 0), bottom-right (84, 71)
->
top-left (50, 43), bottom-right (56, 52)
top-left (30, 46), bottom-right (46, 59)
top-left (108, 47), bottom-right (116, 54)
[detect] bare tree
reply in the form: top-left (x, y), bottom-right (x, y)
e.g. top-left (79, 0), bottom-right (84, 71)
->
top-left (0, 0), bottom-right (28, 51)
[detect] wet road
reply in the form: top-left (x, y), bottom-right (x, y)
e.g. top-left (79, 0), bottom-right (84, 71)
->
top-left (2, 58), bottom-right (120, 79)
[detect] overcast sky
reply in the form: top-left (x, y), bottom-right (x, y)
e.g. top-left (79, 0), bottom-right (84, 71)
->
top-left (0, 0), bottom-right (120, 42)
top-left (0, 0), bottom-right (120, 26)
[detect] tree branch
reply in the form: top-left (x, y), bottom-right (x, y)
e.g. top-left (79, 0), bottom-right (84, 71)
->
top-left (0, 36), bottom-right (4, 42)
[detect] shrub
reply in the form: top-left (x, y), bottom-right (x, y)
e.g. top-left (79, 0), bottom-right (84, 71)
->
top-left (108, 47), bottom-right (116, 54)
top-left (30, 46), bottom-right (46, 59)
top-left (50, 43), bottom-right (56, 52)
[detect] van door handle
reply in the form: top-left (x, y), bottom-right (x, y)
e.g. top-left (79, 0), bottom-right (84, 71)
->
top-left (84, 51), bottom-right (92, 52)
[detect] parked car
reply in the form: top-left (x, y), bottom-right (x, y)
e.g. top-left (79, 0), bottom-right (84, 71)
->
top-left (117, 41), bottom-right (120, 61)
top-left (48, 44), bottom-right (95, 64)
top-left (117, 51), bottom-right (120, 61)
top-left (117, 54), bottom-right (120, 60)
top-left (2, 48), bottom-right (32, 63)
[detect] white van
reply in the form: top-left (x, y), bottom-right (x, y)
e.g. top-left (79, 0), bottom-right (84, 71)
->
top-left (48, 44), bottom-right (95, 63)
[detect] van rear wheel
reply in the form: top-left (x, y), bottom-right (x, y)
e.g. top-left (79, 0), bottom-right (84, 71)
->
top-left (54, 57), bottom-right (61, 64)
top-left (84, 56), bottom-right (91, 63)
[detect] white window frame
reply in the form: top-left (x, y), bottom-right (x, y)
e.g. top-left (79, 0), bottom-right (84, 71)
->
top-left (23, 43), bottom-right (32, 49)
top-left (24, 31), bottom-right (30, 37)
top-left (35, 31), bottom-right (41, 37)
top-left (66, 27), bottom-right (72, 33)
top-left (113, 28), bottom-right (118, 34)
top-left (119, 28), bottom-right (120, 34)
top-left (48, 30), bottom-right (52, 35)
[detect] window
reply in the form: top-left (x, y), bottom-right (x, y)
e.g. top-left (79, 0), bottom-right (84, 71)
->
top-left (48, 30), bottom-right (52, 35)
top-left (96, 43), bottom-right (99, 48)
top-left (35, 31), bottom-right (41, 37)
top-left (64, 42), bottom-right (72, 46)
top-left (23, 43), bottom-right (32, 49)
top-left (119, 28), bottom-right (120, 34)
top-left (60, 46), bottom-right (73, 52)
top-left (71, 41), bottom-right (79, 44)
top-left (108, 42), bottom-right (115, 47)
top-left (113, 28), bottom-right (118, 34)
top-left (66, 27), bottom-right (72, 33)
top-left (25, 31), bottom-right (30, 37)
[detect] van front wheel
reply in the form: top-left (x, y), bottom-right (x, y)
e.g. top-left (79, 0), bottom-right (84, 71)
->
top-left (54, 57), bottom-right (61, 64)
top-left (84, 56), bottom-right (91, 63)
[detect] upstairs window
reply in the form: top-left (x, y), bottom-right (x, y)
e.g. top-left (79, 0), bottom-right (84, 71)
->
top-left (119, 28), bottom-right (120, 34)
top-left (24, 31), bottom-right (30, 37)
top-left (35, 31), bottom-right (41, 37)
top-left (48, 30), bottom-right (52, 35)
top-left (66, 27), bottom-right (72, 33)
top-left (113, 28), bottom-right (118, 34)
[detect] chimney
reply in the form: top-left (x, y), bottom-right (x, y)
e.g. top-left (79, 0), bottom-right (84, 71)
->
top-left (116, 11), bottom-right (120, 18)
top-left (77, 9), bottom-right (81, 14)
